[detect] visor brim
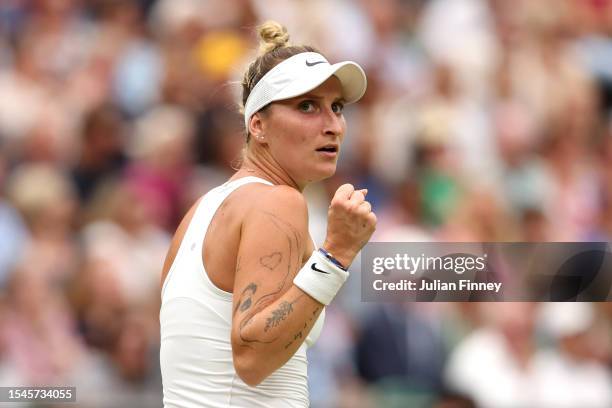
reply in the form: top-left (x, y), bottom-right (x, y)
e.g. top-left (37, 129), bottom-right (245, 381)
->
top-left (272, 61), bottom-right (367, 105)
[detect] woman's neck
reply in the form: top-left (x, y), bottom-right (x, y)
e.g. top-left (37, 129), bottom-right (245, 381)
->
top-left (232, 150), bottom-right (304, 192)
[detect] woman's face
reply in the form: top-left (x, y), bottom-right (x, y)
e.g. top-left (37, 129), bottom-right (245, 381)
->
top-left (257, 76), bottom-right (347, 186)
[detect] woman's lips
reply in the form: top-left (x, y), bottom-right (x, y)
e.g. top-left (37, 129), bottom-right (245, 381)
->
top-left (316, 150), bottom-right (338, 158)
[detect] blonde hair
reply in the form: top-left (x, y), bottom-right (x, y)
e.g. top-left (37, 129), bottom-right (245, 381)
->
top-left (257, 20), bottom-right (290, 55)
top-left (240, 21), bottom-right (321, 141)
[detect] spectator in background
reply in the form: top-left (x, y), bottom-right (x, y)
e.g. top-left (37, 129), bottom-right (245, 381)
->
top-left (71, 104), bottom-right (126, 204)
top-left (356, 303), bottom-right (447, 407)
top-left (0, 31), bottom-right (54, 144)
top-left (0, 264), bottom-right (85, 386)
top-left (444, 303), bottom-right (537, 408)
top-left (5, 164), bottom-right (79, 285)
top-left (80, 177), bottom-right (170, 310)
top-left (124, 105), bottom-right (195, 229)
top-left (533, 302), bottom-right (612, 408)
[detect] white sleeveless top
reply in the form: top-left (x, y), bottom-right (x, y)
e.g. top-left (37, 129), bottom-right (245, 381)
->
top-left (160, 176), bottom-right (325, 408)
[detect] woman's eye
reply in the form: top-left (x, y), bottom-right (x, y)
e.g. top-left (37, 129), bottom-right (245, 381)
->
top-left (298, 101), bottom-right (316, 112)
top-left (332, 102), bottom-right (344, 114)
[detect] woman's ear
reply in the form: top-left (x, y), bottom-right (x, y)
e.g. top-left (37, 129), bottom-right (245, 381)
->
top-left (249, 113), bottom-right (266, 143)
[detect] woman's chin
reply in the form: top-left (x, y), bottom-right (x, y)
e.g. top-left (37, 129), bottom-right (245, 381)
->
top-left (310, 165), bottom-right (337, 182)
top-left (294, 163), bottom-right (338, 185)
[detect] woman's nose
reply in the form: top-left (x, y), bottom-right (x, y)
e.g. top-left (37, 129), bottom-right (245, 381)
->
top-left (323, 110), bottom-right (344, 136)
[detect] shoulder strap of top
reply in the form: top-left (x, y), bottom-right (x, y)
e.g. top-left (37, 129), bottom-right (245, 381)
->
top-left (161, 177), bottom-right (273, 298)
top-left (187, 176), bottom-right (274, 244)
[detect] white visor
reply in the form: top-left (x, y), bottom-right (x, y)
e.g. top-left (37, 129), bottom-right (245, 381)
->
top-left (243, 52), bottom-right (367, 130)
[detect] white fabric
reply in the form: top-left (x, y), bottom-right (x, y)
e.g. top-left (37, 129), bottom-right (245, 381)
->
top-left (538, 302), bottom-right (595, 339)
top-left (293, 249), bottom-right (349, 305)
top-left (445, 329), bottom-right (533, 408)
top-left (531, 350), bottom-right (612, 408)
top-left (243, 51), bottom-right (367, 129)
top-left (160, 176), bottom-right (325, 408)
top-left (446, 327), bottom-right (612, 408)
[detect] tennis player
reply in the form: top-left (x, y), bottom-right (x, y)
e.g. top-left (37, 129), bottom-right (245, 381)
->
top-left (160, 21), bottom-right (375, 407)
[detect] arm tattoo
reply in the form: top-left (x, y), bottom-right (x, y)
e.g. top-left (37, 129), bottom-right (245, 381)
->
top-left (250, 212), bottom-right (301, 309)
top-left (264, 301), bottom-right (294, 332)
top-left (233, 282), bottom-right (257, 316)
top-left (283, 305), bottom-right (321, 350)
top-left (260, 251), bottom-right (282, 271)
top-left (284, 330), bottom-right (304, 350)
top-left (239, 295), bottom-right (302, 344)
top-left (237, 211), bottom-right (304, 345)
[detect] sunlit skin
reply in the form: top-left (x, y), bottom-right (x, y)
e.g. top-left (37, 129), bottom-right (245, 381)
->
top-left (235, 76), bottom-right (346, 191)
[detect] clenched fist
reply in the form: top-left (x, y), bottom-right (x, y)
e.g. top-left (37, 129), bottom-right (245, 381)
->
top-left (322, 183), bottom-right (377, 268)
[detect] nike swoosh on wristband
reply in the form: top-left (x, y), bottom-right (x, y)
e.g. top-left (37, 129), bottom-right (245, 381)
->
top-left (305, 60), bottom-right (326, 67)
top-left (311, 263), bottom-right (331, 274)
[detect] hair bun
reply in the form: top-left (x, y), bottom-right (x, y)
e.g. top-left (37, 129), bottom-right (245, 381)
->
top-left (257, 21), bottom-right (290, 55)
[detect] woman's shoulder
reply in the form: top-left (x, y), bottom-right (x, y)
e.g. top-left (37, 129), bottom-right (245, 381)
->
top-left (228, 181), bottom-right (313, 257)
top-left (228, 181), bottom-right (309, 226)
top-left (233, 181), bottom-right (306, 209)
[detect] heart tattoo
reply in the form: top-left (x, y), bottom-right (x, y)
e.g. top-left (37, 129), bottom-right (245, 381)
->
top-left (260, 252), bottom-right (282, 271)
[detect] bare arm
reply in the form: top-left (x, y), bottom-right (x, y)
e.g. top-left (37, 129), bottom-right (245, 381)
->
top-left (231, 183), bottom-right (376, 386)
top-left (231, 186), bottom-right (322, 386)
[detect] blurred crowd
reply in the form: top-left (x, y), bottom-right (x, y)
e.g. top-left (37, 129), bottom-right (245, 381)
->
top-left (0, 0), bottom-right (611, 407)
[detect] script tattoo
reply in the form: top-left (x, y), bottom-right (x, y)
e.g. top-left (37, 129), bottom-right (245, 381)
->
top-left (284, 306), bottom-right (321, 350)
top-left (284, 331), bottom-right (303, 349)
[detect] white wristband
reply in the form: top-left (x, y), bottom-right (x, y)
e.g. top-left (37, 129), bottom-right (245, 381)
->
top-left (293, 249), bottom-right (350, 305)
